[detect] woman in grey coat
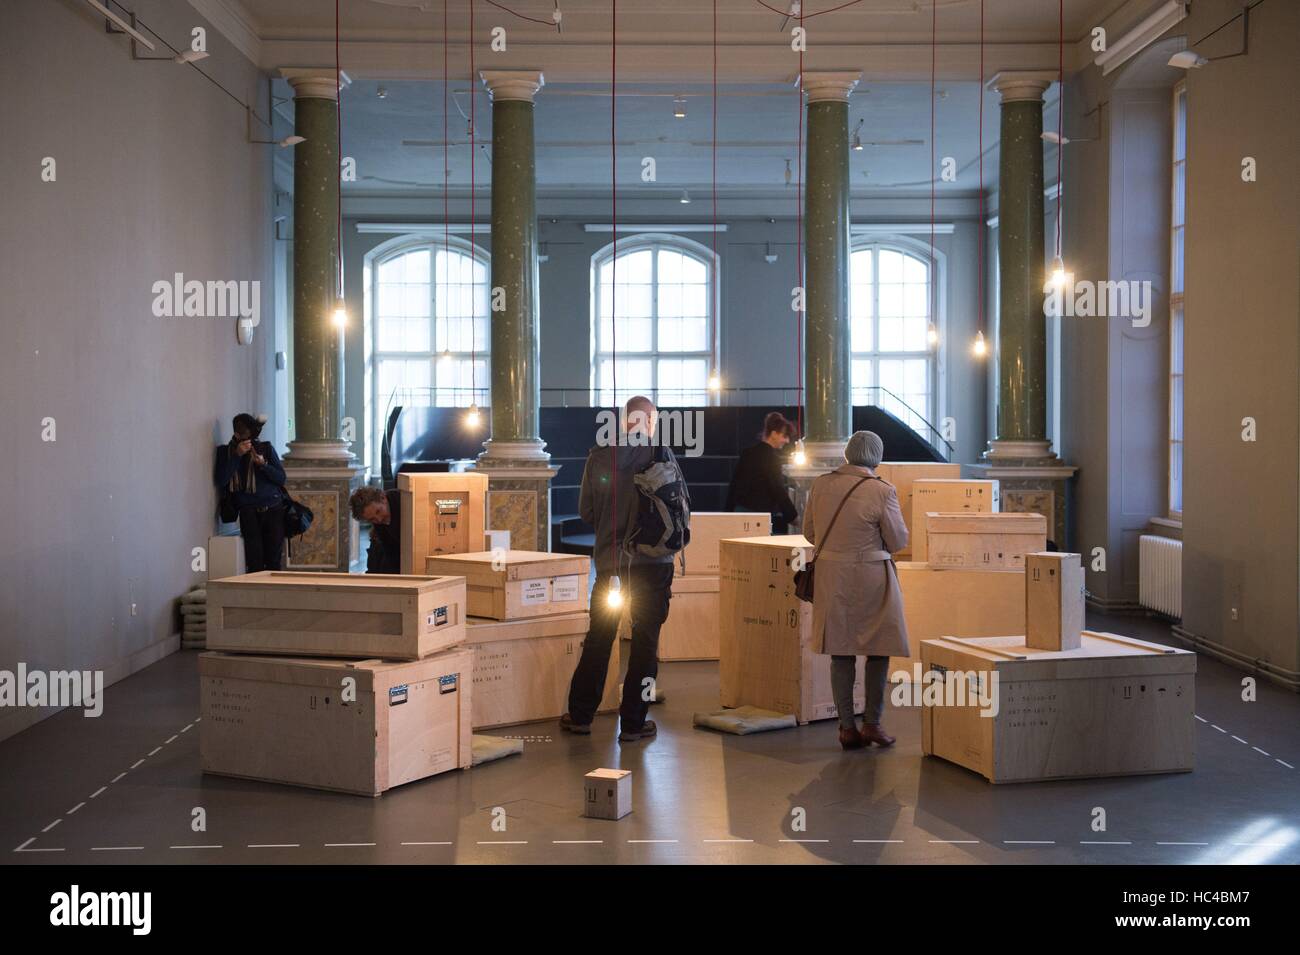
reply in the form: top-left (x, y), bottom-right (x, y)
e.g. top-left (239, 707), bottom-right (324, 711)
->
top-left (803, 431), bottom-right (910, 750)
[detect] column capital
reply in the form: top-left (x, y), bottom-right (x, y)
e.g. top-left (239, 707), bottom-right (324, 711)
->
top-left (986, 71), bottom-right (1055, 103)
top-left (480, 70), bottom-right (545, 103)
top-left (799, 71), bottom-right (861, 104)
top-left (280, 68), bottom-right (352, 100)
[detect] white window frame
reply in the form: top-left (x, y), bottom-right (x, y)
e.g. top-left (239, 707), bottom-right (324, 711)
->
top-left (363, 233), bottom-right (490, 469)
top-left (848, 235), bottom-right (944, 437)
top-left (1168, 81), bottom-right (1187, 519)
top-left (589, 232), bottom-right (720, 407)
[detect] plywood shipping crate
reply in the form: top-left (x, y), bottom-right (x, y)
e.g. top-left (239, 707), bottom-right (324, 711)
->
top-left (465, 612), bottom-right (621, 729)
top-left (679, 512), bottom-right (772, 576)
top-left (424, 550), bottom-right (588, 621)
top-left (659, 575), bottom-right (720, 661)
top-left (199, 647), bottom-right (474, 796)
top-left (1026, 552), bottom-right (1086, 651)
top-left (920, 632), bottom-right (1195, 783)
top-left (925, 512), bottom-right (1047, 571)
top-left (892, 562), bottom-right (1027, 675)
top-left (207, 571), bottom-right (466, 661)
top-left (584, 768), bottom-right (632, 820)
top-left (874, 461), bottom-right (961, 559)
top-left (718, 536), bottom-right (864, 723)
top-left (398, 471), bottom-right (488, 574)
top-left (911, 479), bottom-right (1000, 562)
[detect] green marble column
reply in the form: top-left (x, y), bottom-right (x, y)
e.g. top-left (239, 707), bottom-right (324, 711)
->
top-left (285, 73), bottom-right (346, 449)
top-left (473, 72), bottom-right (557, 552)
top-left (800, 73), bottom-right (859, 462)
top-left (488, 98), bottom-right (540, 445)
top-left (992, 73), bottom-right (1052, 447)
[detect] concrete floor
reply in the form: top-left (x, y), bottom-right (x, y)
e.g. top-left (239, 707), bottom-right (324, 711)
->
top-left (3, 613), bottom-right (1298, 865)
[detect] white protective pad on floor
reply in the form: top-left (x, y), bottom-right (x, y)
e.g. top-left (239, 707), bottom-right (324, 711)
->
top-left (692, 705), bottom-right (799, 735)
top-left (471, 734), bottom-right (524, 766)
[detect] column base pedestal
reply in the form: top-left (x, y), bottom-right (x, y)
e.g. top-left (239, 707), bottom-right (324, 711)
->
top-left (472, 441), bottom-right (559, 552)
top-left (971, 441), bottom-right (1078, 549)
top-left (282, 440), bottom-right (365, 572)
top-left (783, 440), bottom-right (847, 534)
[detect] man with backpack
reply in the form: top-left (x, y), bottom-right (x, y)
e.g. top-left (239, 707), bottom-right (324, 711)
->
top-left (561, 395), bottom-right (690, 743)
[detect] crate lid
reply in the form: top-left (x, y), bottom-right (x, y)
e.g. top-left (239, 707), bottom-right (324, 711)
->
top-left (585, 768), bottom-right (631, 781)
top-left (424, 550), bottom-right (589, 583)
top-left (463, 611), bottom-right (591, 645)
top-left (721, 534), bottom-right (810, 550)
top-left (921, 632), bottom-right (1195, 681)
top-left (913, 478), bottom-right (998, 489)
top-left (208, 571), bottom-right (461, 595)
top-left (397, 471), bottom-right (488, 491)
top-left (925, 512), bottom-right (1046, 533)
top-left (198, 646), bottom-right (473, 690)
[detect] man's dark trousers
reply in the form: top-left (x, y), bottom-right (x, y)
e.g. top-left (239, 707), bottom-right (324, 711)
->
top-left (566, 563), bottom-right (674, 730)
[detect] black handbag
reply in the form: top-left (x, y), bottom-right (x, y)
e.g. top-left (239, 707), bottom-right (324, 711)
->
top-left (793, 475), bottom-right (877, 603)
top-left (281, 492), bottom-right (314, 539)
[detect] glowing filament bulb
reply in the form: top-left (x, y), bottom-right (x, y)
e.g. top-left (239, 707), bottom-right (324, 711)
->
top-left (1049, 255), bottom-right (1068, 288)
top-left (707, 370), bottom-right (721, 391)
top-left (972, 330), bottom-right (988, 357)
top-left (606, 575), bottom-right (624, 609)
top-left (464, 403), bottom-right (482, 428)
top-left (792, 439), bottom-right (807, 467)
top-left (926, 323), bottom-right (939, 346)
top-left (331, 300), bottom-right (348, 328)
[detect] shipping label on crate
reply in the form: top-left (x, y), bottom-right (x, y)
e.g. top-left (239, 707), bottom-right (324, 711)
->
top-left (438, 673), bottom-right (459, 695)
top-left (426, 604), bottom-right (452, 629)
top-left (520, 579), bottom-right (550, 605)
top-left (551, 575), bottom-right (582, 603)
top-left (389, 685), bottom-right (408, 706)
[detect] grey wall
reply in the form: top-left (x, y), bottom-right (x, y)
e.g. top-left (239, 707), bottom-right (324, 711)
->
top-left (342, 207), bottom-right (989, 468)
top-left (1177, 0), bottom-right (1300, 679)
top-left (0, 0), bottom-right (279, 739)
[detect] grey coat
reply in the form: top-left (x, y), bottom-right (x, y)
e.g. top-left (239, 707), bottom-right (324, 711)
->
top-left (804, 464), bottom-right (910, 657)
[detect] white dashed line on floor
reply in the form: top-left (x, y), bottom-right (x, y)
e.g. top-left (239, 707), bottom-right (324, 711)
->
top-left (628, 839), bottom-right (678, 844)
top-left (854, 839), bottom-right (904, 844)
top-left (91, 847), bottom-right (144, 851)
top-left (67, 802), bottom-right (85, 815)
top-left (1231, 736), bottom-right (1248, 745)
top-left (554, 840), bottom-right (603, 844)
top-left (780, 838), bottom-right (829, 844)
top-left (400, 841), bottom-right (452, 846)
top-left (148, 747), bottom-right (161, 757)
top-left (1211, 725), bottom-right (1226, 733)
top-left (248, 844), bottom-right (300, 848)
top-left (89, 786), bottom-right (106, 799)
top-left (41, 819), bottom-right (62, 833)
top-left (704, 838), bottom-right (754, 843)
top-left (477, 840), bottom-right (527, 845)
top-left (170, 845), bottom-right (222, 850)
top-left (324, 843), bottom-right (375, 847)
top-left (13, 838), bottom-right (35, 852)
top-left (1252, 746), bottom-right (1270, 756)
top-left (1278, 759), bottom-right (1295, 769)
top-left (1080, 841), bottom-right (1132, 845)
top-left (129, 759), bottom-right (145, 770)
top-left (110, 772), bottom-right (126, 784)
top-left (1157, 842), bottom-right (1209, 846)
top-left (930, 839), bottom-right (979, 844)
top-left (1004, 840), bottom-right (1055, 845)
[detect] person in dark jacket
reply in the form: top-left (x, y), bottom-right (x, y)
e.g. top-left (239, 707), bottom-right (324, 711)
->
top-left (562, 395), bottom-right (686, 744)
top-left (725, 411), bottom-right (799, 533)
top-left (350, 485), bottom-right (403, 575)
top-left (214, 413), bottom-right (287, 572)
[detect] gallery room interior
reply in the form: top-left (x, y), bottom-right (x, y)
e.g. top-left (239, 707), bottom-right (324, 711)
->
top-left (2, 0), bottom-right (1298, 887)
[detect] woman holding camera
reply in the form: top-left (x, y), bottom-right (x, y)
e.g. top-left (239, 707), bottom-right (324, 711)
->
top-left (214, 413), bottom-right (287, 572)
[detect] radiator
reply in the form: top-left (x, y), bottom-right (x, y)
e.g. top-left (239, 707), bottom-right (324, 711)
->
top-left (1139, 534), bottom-right (1182, 618)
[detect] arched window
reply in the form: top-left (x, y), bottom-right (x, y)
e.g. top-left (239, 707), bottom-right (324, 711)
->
top-left (364, 236), bottom-right (489, 466)
top-left (590, 234), bottom-right (718, 406)
top-left (849, 239), bottom-right (938, 435)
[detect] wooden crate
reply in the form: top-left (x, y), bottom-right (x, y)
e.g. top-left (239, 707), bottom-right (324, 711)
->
top-left (911, 479), bottom-right (1000, 562)
top-left (892, 562), bottom-right (1027, 676)
top-left (199, 647), bottom-right (473, 797)
top-left (207, 535), bottom-right (245, 581)
top-left (207, 571), bottom-right (466, 661)
top-left (679, 512), bottom-right (771, 576)
top-left (925, 512), bottom-right (1047, 571)
top-left (920, 632), bottom-right (1196, 783)
top-left (875, 462), bottom-right (961, 559)
top-left (398, 471), bottom-right (488, 574)
top-left (464, 612), bottom-right (620, 729)
top-left (424, 550), bottom-right (589, 621)
top-left (1026, 552), bottom-right (1086, 651)
top-left (718, 536), bottom-right (865, 723)
top-left (659, 575), bottom-right (720, 661)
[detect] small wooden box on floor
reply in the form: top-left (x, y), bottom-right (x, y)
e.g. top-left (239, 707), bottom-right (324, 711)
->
top-left (206, 571), bottom-right (466, 660)
top-left (465, 612), bottom-right (620, 729)
top-left (911, 479), bottom-right (1000, 562)
top-left (921, 633), bottom-right (1195, 783)
top-left (1026, 552), bottom-right (1085, 651)
top-left (424, 550), bottom-right (589, 621)
top-left (924, 512), bottom-right (1047, 571)
top-left (584, 768), bottom-right (632, 820)
top-left (718, 536), bottom-right (864, 723)
top-left (398, 471), bottom-right (488, 574)
top-left (199, 647), bottom-right (474, 797)
top-left (875, 462), bottom-right (961, 559)
top-left (892, 562), bottom-right (1027, 675)
top-left (679, 512), bottom-right (771, 576)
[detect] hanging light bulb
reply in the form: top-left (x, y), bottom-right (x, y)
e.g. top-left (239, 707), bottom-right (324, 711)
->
top-left (439, 349), bottom-right (453, 367)
top-left (1049, 254), bottom-right (1068, 288)
top-left (679, 189), bottom-right (692, 205)
top-left (851, 119), bottom-right (864, 151)
top-left (972, 330), bottom-right (988, 357)
top-left (672, 96), bottom-right (687, 119)
top-left (331, 299), bottom-right (348, 329)
top-left (792, 439), bottom-right (807, 467)
top-left (606, 574), bottom-right (624, 609)
top-left (464, 403), bottom-right (482, 428)
top-left (926, 323), bottom-right (939, 347)
top-left (707, 369), bottom-right (721, 391)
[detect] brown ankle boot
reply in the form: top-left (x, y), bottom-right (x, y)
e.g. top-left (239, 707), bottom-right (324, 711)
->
top-left (860, 723), bottom-right (895, 747)
top-left (838, 726), bottom-right (865, 750)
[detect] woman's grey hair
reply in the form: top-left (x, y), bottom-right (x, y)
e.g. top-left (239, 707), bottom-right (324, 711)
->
top-left (844, 430), bottom-right (884, 468)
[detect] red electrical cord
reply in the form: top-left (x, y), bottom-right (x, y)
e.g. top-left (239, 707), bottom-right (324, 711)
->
top-left (335, 0), bottom-right (342, 308)
top-left (976, 0), bottom-right (985, 340)
top-left (443, 0), bottom-right (448, 318)
top-left (794, 5), bottom-right (804, 444)
top-left (712, 0), bottom-right (718, 391)
top-left (929, 0), bottom-right (936, 338)
top-left (470, 0), bottom-right (477, 408)
top-left (609, 0), bottom-right (618, 576)
top-left (1055, 0), bottom-right (1064, 259)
